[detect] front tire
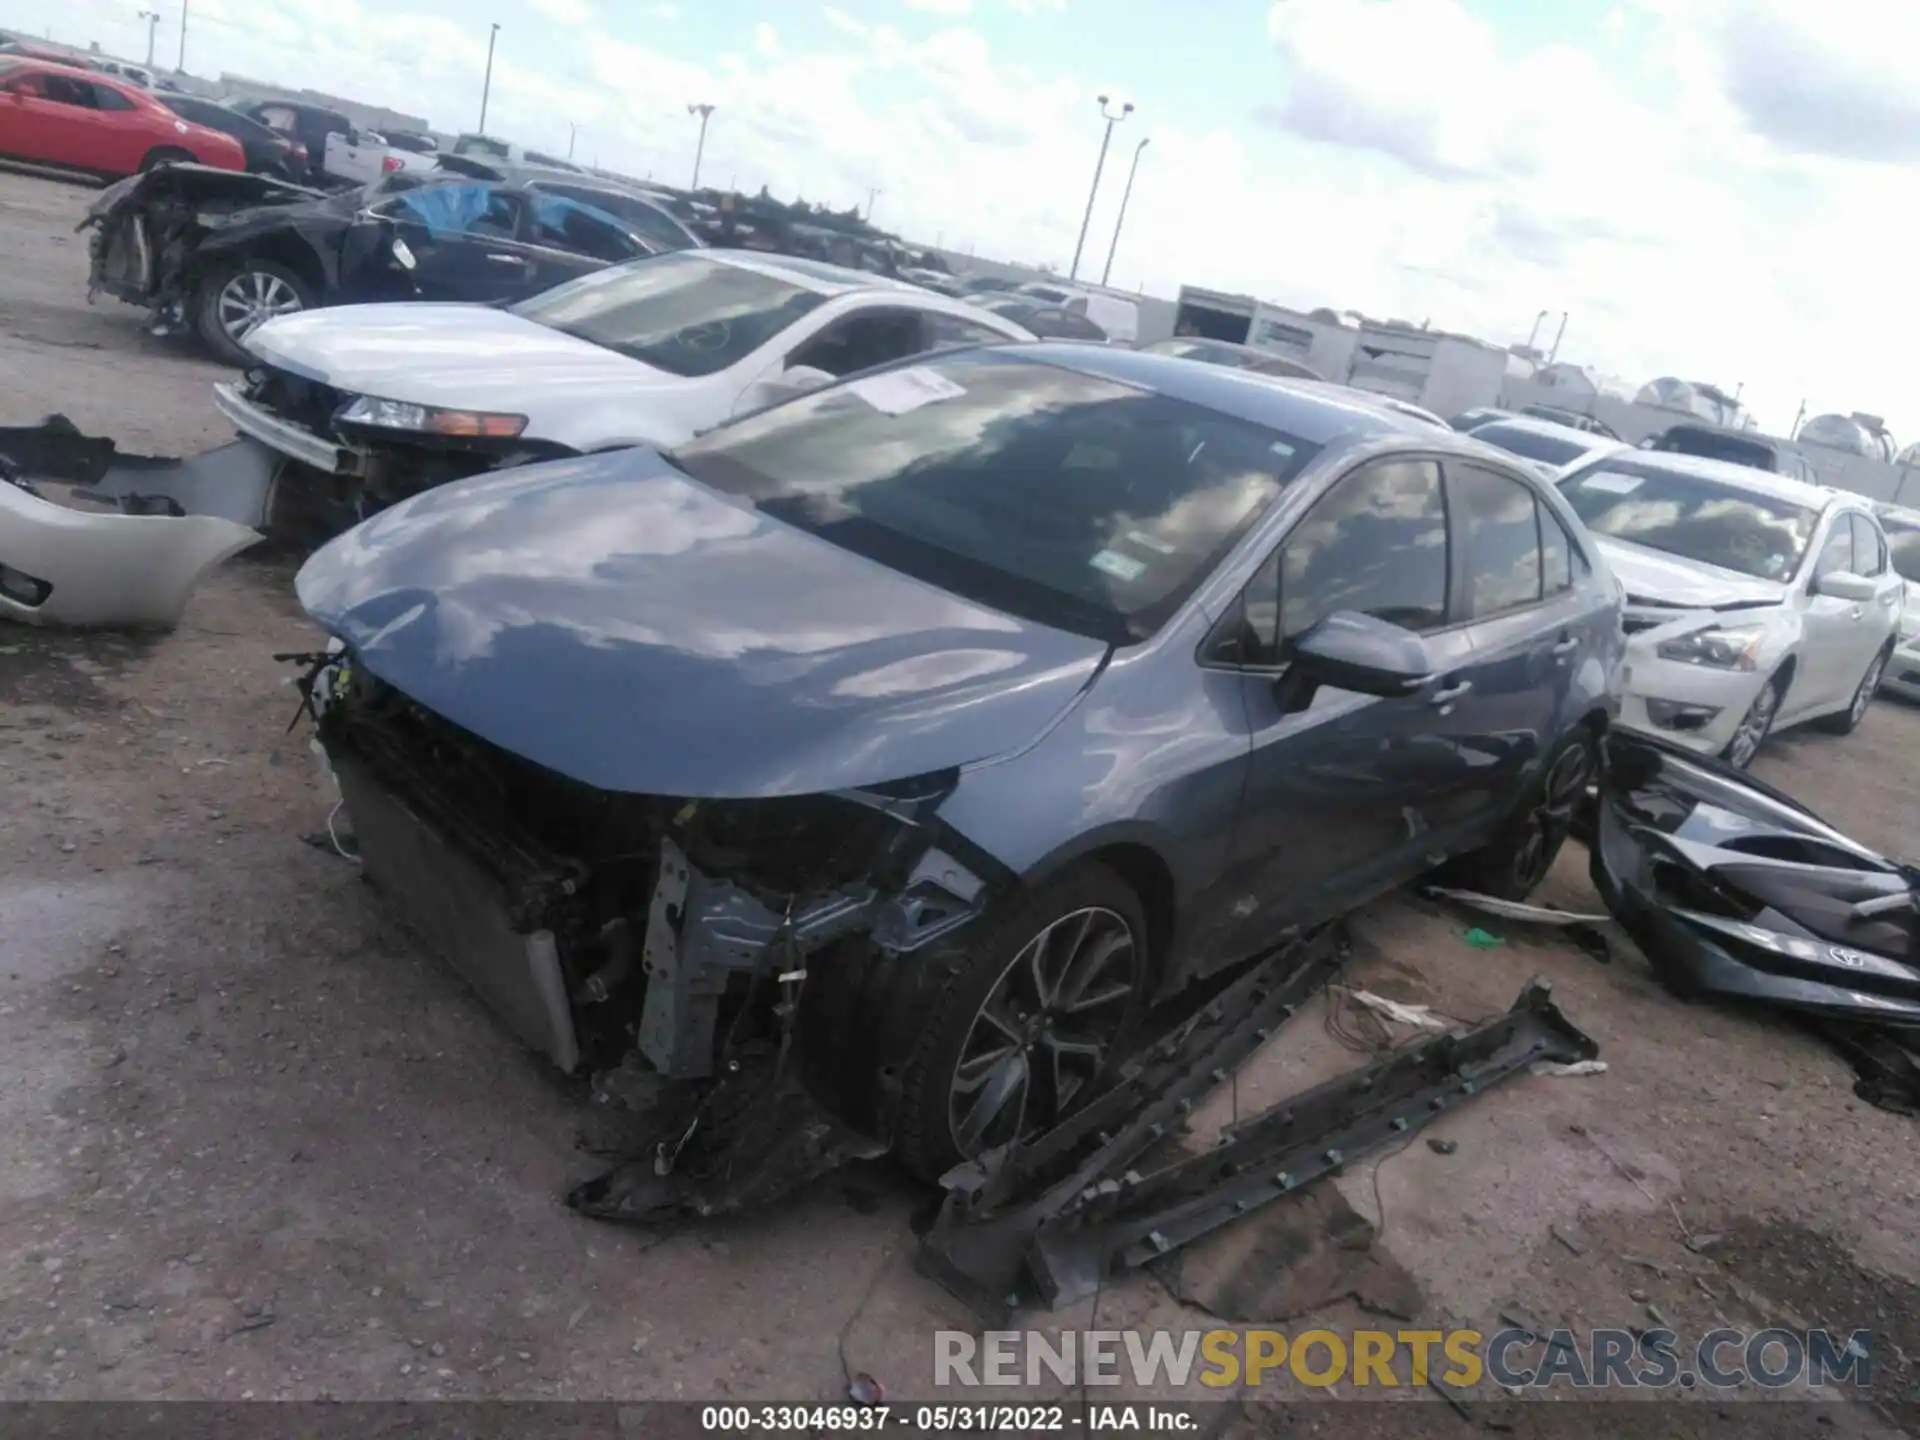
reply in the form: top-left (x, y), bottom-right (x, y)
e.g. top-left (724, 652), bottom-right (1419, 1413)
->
top-left (893, 862), bottom-right (1149, 1183)
top-left (195, 260), bottom-right (313, 365)
top-left (1723, 669), bottom-right (1786, 768)
top-left (1813, 644), bottom-right (1890, 736)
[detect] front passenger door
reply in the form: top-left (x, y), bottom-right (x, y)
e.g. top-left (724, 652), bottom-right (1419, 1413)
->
top-left (379, 187), bottom-right (539, 303)
top-left (1797, 520), bottom-right (1863, 715)
top-left (1212, 457), bottom-right (1474, 961)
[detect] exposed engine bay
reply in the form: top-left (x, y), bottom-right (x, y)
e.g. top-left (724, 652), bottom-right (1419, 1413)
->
top-left (299, 647), bottom-right (994, 1137)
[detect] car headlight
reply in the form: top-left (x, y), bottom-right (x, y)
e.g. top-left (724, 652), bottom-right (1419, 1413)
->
top-left (1654, 623), bottom-right (1769, 670)
top-left (337, 395), bottom-right (527, 438)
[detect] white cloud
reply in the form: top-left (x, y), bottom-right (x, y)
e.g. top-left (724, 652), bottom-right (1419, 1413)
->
top-left (528, 0), bottom-right (596, 25)
top-left (906, 0), bottom-right (974, 15)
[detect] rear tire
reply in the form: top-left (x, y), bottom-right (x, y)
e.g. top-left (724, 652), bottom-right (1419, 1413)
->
top-left (194, 259), bottom-right (313, 365)
top-left (1436, 726), bottom-right (1598, 901)
top-left (893, 862), bottom-right (1149, 1183)
top-left (1813, 644), bottom-right (1890, 736)
top-left (138, 146), bottom-right (193, 173)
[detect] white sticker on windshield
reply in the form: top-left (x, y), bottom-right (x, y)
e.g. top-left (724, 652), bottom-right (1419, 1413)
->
top-left (1090, 549), bottom-right (1147, 582)
top-left (1581, 471), bottom-right (1643, 495)
top-left (846, 366), bottom-right (967, 415)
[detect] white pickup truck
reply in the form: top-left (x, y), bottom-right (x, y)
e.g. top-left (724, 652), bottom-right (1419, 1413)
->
top-left (228, 98), bottom-right (427, 188)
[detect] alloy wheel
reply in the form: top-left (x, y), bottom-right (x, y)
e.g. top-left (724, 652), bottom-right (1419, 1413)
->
top-left (1509, 740), bottom-right (1594, 889)
top-left (1850, 653), bottom-right (1887, 726)
top-left (1727, 681), bottom-right (1779, 769)
top-left (946, 906), bottom-right (1138, 1157)
top-left (216, 271), bottom-right (303, 345)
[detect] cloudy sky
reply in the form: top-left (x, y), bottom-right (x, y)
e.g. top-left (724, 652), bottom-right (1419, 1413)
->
top-left (17, 0), bottom-right (1917, 438)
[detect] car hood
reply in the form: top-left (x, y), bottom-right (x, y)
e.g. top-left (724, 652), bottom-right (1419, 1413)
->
top-left (82, 162), bottom-right (322, 224)
top-left (245, 304), bottom-right (674, 413)
top-left (1594, 538), bottom-right (1788, 611)
top-left (295, 449), bottom-right (1109, 798)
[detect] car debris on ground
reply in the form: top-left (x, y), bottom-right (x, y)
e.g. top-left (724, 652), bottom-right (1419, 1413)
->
top-left (1594, 729), bottom-right (1920, 1114)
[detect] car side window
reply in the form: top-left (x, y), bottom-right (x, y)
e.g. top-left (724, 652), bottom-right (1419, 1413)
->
top-left (525, 194), bottom-right (642, 262)
top-left (1451, 464), bottom-right (1544, 618)
top-left (1541, 505), bottom-right (1575, 596)
top-left (382, 186), bottom-right (522, 241)
top-left (41, 75), bottom-right (94, 107)
top-left (1813, 524), bottom-right (1854, 580)
top-left (1276, 458), bottom-right (1449, 649)
top-left (93, 86), bottom-right (136, 112)
top-left (924, 313), bottom-right (1014, 350)
top-left (1848, 514), bottom-right (1887, 577)
top-left (787, 308), bottom-right (930, 378)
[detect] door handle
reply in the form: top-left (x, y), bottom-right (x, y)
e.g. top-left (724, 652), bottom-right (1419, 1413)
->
top-left (484, 253), bottom-right (526, 265)
top-left (1551, 635), bottom-right (1580, 655)
top-left (1429, 680), bottom-right (1473, 707)
top-left (1850, 606), bottom-right (1865, 620)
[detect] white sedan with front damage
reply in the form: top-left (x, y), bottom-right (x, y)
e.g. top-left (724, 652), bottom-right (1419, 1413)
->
top-left (1556, 450), bottom-right (1904, 767)
top-left (80, 249), bottom-right (1035, 544)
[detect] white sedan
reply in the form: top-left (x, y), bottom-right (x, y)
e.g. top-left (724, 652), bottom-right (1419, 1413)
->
top-left (126, 250), bottom-right (1037, 540)
top-left (1556, 450), bottom-right (1904, 767)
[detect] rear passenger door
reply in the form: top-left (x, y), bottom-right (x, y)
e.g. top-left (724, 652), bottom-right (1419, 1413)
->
top-left (520, 192), bottom-right (645, 290)
top-left (378, 186), bottom-right (541, 303)
top-left (1444, 461), bottom-right (1594, 835)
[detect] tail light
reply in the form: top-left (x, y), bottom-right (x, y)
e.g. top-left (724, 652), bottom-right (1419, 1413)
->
top-left (381, 155), bottom-right (402, 173)
top-left (291, 142), bottom-right (308, 162)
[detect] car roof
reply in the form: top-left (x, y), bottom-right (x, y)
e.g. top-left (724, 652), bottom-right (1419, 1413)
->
top-left (1009, 346), bottom-right (1469, 447)
top-left (1872, 501), bottom-right (1920, 527)
top-left (8, 57), bottom-right (138, 87)
top-left (1595, 448), bottom-right (1844, 509)
top-left (703, 249), bottom-right (922, 296)
top-left (1472, 414), bottom-right (1610, 446)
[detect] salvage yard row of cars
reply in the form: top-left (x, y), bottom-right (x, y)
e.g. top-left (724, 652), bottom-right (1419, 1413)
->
top-left (4, 194), bottom-right (1920, 1209)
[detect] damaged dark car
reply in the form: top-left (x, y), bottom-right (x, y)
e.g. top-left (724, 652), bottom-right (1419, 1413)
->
top-left (290, 345), bottom-right (1623, 1206)
top-left (83, 164), bottom-right (670, 364)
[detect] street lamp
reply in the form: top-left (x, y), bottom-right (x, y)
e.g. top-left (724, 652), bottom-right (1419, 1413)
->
top-left (478, 22), bottom-right (501, 135)
top-left (1069, 94), bottom-right (1132, 281)
top-left (1100, 136), bottom-right (1148, 287)
top-left (177, 0), bottom-right (189, 72)
top-left (865, 186), bottom-right (881, 222)
top-left (138, 9), bottom-right (160, 68)
top-left (688, 103), bottom-right (716, 190)
top-left (568, 121), bottom-right (579, 160)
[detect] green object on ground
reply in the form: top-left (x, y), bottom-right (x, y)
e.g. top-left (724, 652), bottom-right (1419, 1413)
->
top-left (1463, 928), bottom-right (1504, 949)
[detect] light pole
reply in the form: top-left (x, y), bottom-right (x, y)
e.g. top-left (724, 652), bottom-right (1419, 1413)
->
top-left (477, 22), bottom-right (501, 135)
top-left (865, 186), bottom-right (880, 222)
top-left (138, 9), bottom-right (160, 68)
top-left (687, 103), bottom-right (715, 190)
top-left (1547, 310), bottom-right (1569, 364)
top-left (1100, 136), bottom-right (1148, 287)
top-left (1524, 308), bottom-right (1549, 352)
top-left (568, 121), bottom-right (579, 160)
top-left (1069, 94), bottom-right (1132, 281)
top-left (177, 0), bottom-right (188, 71)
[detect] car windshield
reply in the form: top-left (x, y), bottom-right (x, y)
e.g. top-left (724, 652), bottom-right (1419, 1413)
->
top-left (1147, 339), bottom-right (1243, 365)
top-left (509, 253), bottom-right (827, 378)
top-left (668, 352), bottom-right (1321, 644)
top-left (1472, 422), bottom-right (1593, 466)
top-left (1879, 512), bottom-right (1920, 584)
top-left (1558, 460), bottom-right (1818, 581)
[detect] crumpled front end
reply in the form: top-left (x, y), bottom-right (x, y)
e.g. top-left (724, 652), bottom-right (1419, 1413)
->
top-left (302, 650), bottom-right (1000, 1145)
top-left (82, 163), bottom-right (325, 312)
top-left (1592, 729), bottom-right (1920, 1029)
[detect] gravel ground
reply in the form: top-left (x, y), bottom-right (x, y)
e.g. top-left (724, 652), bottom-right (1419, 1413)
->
top-left (2, 166), bottom-right (1917, 1427)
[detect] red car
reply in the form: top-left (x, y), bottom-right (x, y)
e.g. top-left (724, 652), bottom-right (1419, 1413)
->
top-left (0, 57), bottom-right (244, 179)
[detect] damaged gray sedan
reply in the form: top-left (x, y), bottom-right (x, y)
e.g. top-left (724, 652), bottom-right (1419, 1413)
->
top-left (291, 345), bottom-right (1622, 1195)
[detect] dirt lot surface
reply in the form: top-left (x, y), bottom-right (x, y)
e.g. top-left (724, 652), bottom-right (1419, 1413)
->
top-left (3, 167), bottom-right (1918, 1429)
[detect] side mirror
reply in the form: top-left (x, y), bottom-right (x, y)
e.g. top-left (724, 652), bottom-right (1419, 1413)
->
top-left (1289, 611), bottom-right (1434, 698)
top-left (1812, 570), bottom-right (1876, 603)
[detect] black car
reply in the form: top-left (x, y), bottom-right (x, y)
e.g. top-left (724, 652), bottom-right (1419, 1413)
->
top-left (83, 166), bottom-right (665, 363)
top-left (156, 93), bottom-right (303, 179)
top-left (977, 293), bottom-right (1108, 341)
top-left (226, 98), bottom-right (353, 185)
